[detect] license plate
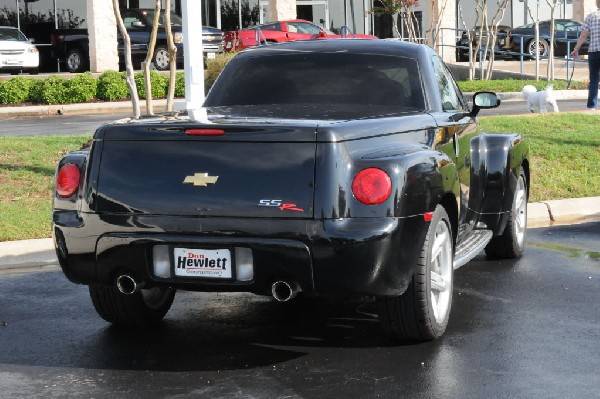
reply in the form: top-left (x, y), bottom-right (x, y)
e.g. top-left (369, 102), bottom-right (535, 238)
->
top-left (173, 248), bottom-right (232, 278)
top-left (5, 59), bottom-right (19, 65)
top-left (207, 52), bottom-right (216, 59)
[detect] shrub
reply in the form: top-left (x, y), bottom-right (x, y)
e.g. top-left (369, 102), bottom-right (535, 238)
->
top-left (64, 72), bottom-right (97, 103)
top-left (135, 71), bottom-right (168, 99)
top-left (30, 76), bottom-right (68, 104)
top-left (174, 72), bottom-right (185, 97)
top-left (96, 70), bottom-right (130, 101)
top-left (0, 77), bottom-right (35, 104)
top-left (205, 52), bottom-right (236, 91)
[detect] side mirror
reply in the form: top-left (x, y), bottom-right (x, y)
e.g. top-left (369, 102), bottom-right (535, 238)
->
top-left (319, 30), bottom-right (326, 38)
top-left (473, 91), bottom-right (501, 108)
top-left (450, 91), bottom-right (500, 122)
top-left (28, 38), bottom-right (35, 43)
top-left (131, 21), bottom-right (145, 28)
top-left (470, 91), bottom-right (500, 118)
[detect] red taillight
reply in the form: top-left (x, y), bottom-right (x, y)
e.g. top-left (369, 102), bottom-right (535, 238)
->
top-left (185, 129), bottom-right (225, 136)
top-left (351, 168), bottom-right (392, 205)
top-left (56, 163), bottom-right (81, 198)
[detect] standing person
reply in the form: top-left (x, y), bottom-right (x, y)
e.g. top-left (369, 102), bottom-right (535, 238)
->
top-left (571, 1), bottom-right (600, 109)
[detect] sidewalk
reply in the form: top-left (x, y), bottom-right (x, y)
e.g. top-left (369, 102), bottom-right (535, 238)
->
top-left (1, 197), bottom-right (598, 272)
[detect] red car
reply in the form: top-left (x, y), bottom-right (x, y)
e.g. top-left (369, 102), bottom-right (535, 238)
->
top-left (224, 19), bottom-right (377, 52)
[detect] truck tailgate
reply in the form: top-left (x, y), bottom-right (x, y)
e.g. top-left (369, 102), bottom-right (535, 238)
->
top-left (94, 124), bottom-right (316, 218)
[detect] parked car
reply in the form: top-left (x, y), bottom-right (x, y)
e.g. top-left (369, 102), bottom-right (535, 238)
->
top-left (52, 39), bottom-right (529, 342)
top-left (455, 25), bottom-right (512, 61)
top-left (51, 9), bottom-right (223, 73)
top-left (223, 19), bottom-right (376, 52)
top-left (509, 19), bottom-right (588, 58)
top-left (0, 26), bottom-right (39, 75)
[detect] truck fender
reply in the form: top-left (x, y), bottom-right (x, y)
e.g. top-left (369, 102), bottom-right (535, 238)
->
top-left (470, 133), bottom-right (529, 235)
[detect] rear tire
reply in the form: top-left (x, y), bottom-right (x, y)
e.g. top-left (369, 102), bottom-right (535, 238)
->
top-left (377, 205), bottom-right (454, 341)
top-left (66, 48), bottom-right (87, 73)
top-left (89, 284), bottom-right (175, 327)
top-left (485, 170), bottom-right (528, 259)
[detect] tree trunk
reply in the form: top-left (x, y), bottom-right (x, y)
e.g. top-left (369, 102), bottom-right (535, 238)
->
top-left (392, 13), bottom-right (401, 38)
top-left (111, 0), bottom-right (140, 119)
top-left (143, 0), bottom-right (162, 116)
top-left (165, 0), bottom-right (178, 112)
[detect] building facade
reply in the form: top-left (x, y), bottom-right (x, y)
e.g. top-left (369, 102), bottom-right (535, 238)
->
top-left (0, 0), bottom-right (595, 72)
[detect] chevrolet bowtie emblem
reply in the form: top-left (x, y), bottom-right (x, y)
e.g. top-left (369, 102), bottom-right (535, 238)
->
top-left (183, 173), bottom-right (219, 187)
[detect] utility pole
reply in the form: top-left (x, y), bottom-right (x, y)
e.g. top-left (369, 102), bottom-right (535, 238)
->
top-left (181, 0), bottom-right (206, 121)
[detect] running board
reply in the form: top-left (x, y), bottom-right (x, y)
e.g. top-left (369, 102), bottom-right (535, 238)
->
top-left (453, 230), bottom-right (493, 270)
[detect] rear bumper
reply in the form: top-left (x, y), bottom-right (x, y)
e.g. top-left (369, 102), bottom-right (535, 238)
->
top-left (53, 213), bottom-right (428, 297)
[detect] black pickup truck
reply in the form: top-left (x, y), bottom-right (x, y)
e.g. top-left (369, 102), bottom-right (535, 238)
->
top-left (51, 8), bottom-right (223, 73)
top-left (52, 39), bottom-right (529, 341)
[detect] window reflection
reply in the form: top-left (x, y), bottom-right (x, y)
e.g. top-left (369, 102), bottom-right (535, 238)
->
top-left (221, 0), bottom-right (259, 31)
top-left (0, 0), bottom-right (18, 27)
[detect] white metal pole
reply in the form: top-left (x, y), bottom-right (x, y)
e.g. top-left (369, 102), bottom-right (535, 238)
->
top-left (181, 0), bottom-right (206, 121)
top-left (216, 0), bottom-right (222, 29)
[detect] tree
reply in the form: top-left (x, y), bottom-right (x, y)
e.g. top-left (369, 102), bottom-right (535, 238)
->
top-left (525, 0), bottom-right (542, 80)
top-left (111, 0), bottom-right (140, 119)
top-left (371, 0), bottom-right (420, 41)
top-left (164, 0), bottom-right (177, 112)
top-left (545, 0), bottom-right (563, 81)
top-left (142, 0), bottom-right (162, 116)
top-left (457, 0), bottom-right (509, 80)
top-left (426, 0), bottom-right (450, 50)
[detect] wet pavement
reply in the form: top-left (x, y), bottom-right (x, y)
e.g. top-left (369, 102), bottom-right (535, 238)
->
top-left (0, 221), bottom-right (599, 398)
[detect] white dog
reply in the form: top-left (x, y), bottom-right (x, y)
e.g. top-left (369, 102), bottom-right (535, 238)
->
top-left (522, 84), bottom-right (559, 113)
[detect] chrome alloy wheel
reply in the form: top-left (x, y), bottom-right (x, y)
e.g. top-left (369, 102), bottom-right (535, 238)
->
top-left (154, 48), bottom-right (170, 70)
top-left (513, 176), bottom-right (527, 248)
top-left (430, 218), bottom-right (453, 324)
top-left (67, 52), bottom-right (81, 72)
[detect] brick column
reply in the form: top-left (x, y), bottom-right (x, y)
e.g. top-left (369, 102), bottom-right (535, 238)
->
top-left (268, 0), bottom-right (296, 22)
top-left (573, 0), bottom-right (598, 22)
top-left (424, 0), bottom-right (456, 63)
top-left (87, 0), bottom-right (119, 72)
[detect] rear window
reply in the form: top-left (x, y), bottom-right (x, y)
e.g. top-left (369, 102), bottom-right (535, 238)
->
top-left (205, 52), bottom-right (425, 111)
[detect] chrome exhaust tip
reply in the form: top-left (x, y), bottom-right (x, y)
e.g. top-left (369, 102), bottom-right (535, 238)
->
top-left (271, 280), bottom-right (301, 302)
top-left (116, 274), bottom-right (143, 295)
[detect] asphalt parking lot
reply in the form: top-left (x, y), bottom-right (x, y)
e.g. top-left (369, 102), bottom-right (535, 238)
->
top-left (0, 222), bottom-right (598, 398)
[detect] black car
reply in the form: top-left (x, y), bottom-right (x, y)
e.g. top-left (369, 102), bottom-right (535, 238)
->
top-left (456, 25), bottom-right (512, 61)
top-left (51, 9), bottom-right (223, 73)
top-left (52, 40), bottom-right (529, 341)
top-left (510, 19), bottom-right (588, 57)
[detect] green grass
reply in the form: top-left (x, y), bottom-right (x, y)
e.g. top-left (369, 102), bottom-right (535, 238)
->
top-left (0, 114), bottom-right (599, 241)
top-left (480, 113), bottom-right (600, 202)
top-left (0, 135), bottom-right (90, 241)
top-left (458, 79), bottom-right (588, 92)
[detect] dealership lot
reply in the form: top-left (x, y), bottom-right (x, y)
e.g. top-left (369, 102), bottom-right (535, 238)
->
top-left (0, 222), bottom-right (598, 398)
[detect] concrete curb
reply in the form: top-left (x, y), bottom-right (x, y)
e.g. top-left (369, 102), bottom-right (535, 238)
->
top-left (0, 99), bottom-right (187, 118)
top-left (1, 196), bottom-right (598, 271)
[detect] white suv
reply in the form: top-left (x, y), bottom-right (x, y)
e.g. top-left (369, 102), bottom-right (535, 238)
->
top-left (0, 26), bottom-right (39, 75)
